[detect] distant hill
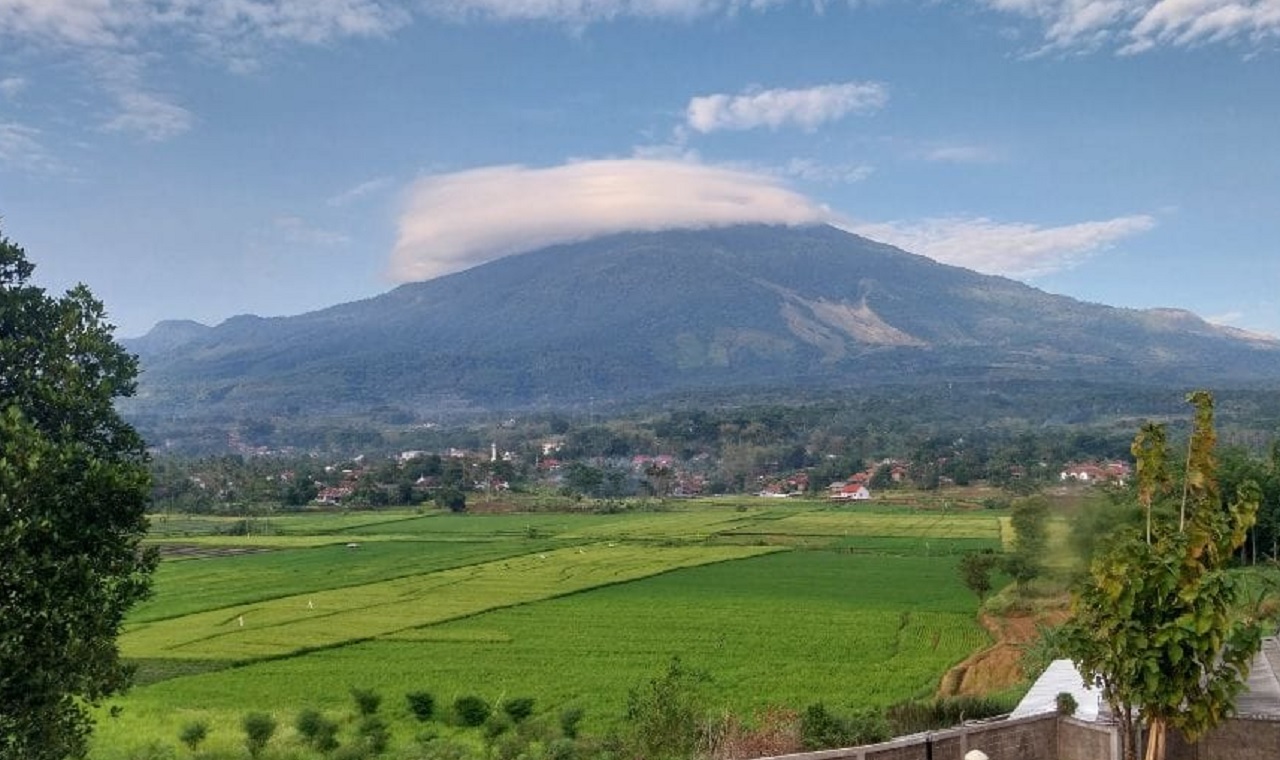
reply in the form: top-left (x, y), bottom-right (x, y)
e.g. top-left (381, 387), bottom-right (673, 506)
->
top-left (123, 224), bottom-right (1280, 422)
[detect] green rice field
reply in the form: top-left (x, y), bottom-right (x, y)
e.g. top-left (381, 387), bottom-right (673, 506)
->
top-left (95, 501), bottom-right (1004, 759)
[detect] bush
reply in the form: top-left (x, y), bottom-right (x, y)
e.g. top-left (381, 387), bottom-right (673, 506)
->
top-left (546, 737), bottom-right (578, 760)
top-left (358, 715), bottom-right (391, 755)
top-left (624, 657), bottom-right (710, 760)
top-left (559, 706), bottom-right (585, 739)
top-left (501, 696), bottom-right (535, 724)
top-left (436, 487), bottom-right (467, 513)
top-left (241, 712), bottom-right (277, 759)
top-left (351, 687), bottom-right (383, 716)
top-left (884, 696), bottom-right (1008, 735)
top-left (800, 704), bottom-right (889, 750)
top-left (296, 708), bottom-right (340, 752)
top-left (178, 720), bottom-right (207, 752)
top-left (407, 691), bottom-right (436, 721)
top-left (1056, 692), bottom-right (1078, 716)
top-left (482, 713), bottom-right (512, 740)
top-left (454, 695), bottom-right (492, 727)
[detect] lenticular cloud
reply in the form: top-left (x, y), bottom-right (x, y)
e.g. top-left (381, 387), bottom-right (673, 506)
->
top-left (388, 159), bottom-right (830, 283)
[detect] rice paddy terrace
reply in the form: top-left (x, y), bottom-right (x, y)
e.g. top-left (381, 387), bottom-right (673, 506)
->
top-left (97, 501), bottom-right (1005, 758)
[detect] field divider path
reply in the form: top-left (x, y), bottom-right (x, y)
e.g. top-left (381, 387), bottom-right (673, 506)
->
top-left (120, 543), bottom-right (778, 662)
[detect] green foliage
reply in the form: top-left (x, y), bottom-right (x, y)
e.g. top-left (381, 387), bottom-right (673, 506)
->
top-left (0, 230), bottom-right (156, 759)
top-left (177, 721), bottom-right (207, 752)
top-left (1063, 392), bottom-right (1264, 760)
top-left (350, 687), bottom-right (382, 716)
top-left (558, 706), bottom-right (585, 739)
top-left (453, 695), bottom-right (492, 727)
top-left (407, 690), bottom-right (436, 721)
top-left (799, 703), bottom-right (889, 750)
top-left (240, 712), bottom-right (277, 758)
top-left (958, 550), bottom-right (1000, 601)
top-left (481, 713), bottom-right (511, 740)
top-left (1056, 692), bottom-right (1078, 716)
top-left (1019, 623), bottom-right (1070, 681)
top-left (883, 696), bottom-right (1009, 735)
top-left (623, 657), bottom-right (710, 760)
top-left (295, 708), bottom-right (340, 752)
top-left (435, 487), bottom-right (467, 513)
top-left (357, 715), bottom-right (391, 755)
top-left (1005, 495), bottom-right (1049, 588)
top-left (501, 696), bottom-right (535, 723)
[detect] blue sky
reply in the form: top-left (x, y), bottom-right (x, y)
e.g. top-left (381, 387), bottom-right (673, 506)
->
top-left (1, 0), bottom-right (1277, 338)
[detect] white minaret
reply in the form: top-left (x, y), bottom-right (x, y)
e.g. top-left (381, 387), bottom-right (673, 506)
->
top-left (491, 442), bottom-right (497, 462)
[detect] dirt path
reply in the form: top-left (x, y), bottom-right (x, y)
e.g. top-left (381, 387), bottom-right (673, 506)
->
top-left (937, 608), bottom-right (1068, 697)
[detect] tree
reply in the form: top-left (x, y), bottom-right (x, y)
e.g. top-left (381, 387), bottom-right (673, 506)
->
top-left (624, 657), bottom-right (710, 760)
top-left (1063, 392), bottom-right (1262, 760)
top-left (435, 486), bottom-right (467, 513)
top-left (1005, 495), bottom-right (1049, 588)
top-left (958, 550), bottom-right (1000, 602)
top-left (0, 230), bottom-right (156, 759)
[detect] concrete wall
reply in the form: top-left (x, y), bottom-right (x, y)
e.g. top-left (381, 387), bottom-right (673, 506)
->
top-left (1165, 717), bottom-right (1280, 760)
top-left (1057, 717), bottom-right (1116, 760)
top-left (758, 714), bottom-right (1280, 760)
top-left (761, 714), bottom-right (1060, 760)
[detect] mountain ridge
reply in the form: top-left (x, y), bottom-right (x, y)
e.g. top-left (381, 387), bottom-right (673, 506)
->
top-left (123, 224), bottom-right (1280, 420)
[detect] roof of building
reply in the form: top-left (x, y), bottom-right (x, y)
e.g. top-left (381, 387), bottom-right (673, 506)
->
top-left (1013, 637), bottom-right (1280, 724)
top-left (1009, 659), bottom-right (1102, 721)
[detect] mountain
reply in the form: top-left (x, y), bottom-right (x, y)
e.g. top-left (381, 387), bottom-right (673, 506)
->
top-left (122, 224), bottom-right (1280, 421)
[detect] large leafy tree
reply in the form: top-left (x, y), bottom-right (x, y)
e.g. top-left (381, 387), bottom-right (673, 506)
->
top-left (1064, 392), bottom-right (1261, 760)
top-left (0, 230), bottom-right (156, 759)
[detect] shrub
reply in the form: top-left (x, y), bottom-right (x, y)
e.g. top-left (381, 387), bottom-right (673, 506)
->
top-left (1056, 692), bottom-right (1078, 716)
top-left (501, 696), bottom-right (535, 724)
top-left (885, 696), bottom-right (1008, 735)
top-left (482, 713), bottom-right (512, 740)
top-left (559, 706), bottom-right (585, 739)
top-left (407, 691), bottom-right (436, 721)
top-left (178, 720), bottom-right (207, 752)
top-left (704, 707), bottom-right (801, 760)
top-left (358, 715), bottom-right (391, 755)
top-left (454, 695), bottom-right (492, 727)
top-left (800, 704), bottom-right (889, 750)
top-left (351, 687), bottom-right (382, 716)
top-left (296, 708), bottom-right (340, 752)
top-left (546, 737), bottom-right (578, 760)
top-left (241, 712), bottom-right (277, 759)
top-left (296, 709), bottom-right (325, 741)
top-left (624, 657), bottom-right (710, 760)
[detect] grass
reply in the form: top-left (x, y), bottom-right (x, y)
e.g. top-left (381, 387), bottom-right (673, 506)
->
top-left (120, 544), bottom-right (778, 660)
top-left (95, 503), bottom-right (1002, 759)
top-left (130, 540), bottom-right (555, 622)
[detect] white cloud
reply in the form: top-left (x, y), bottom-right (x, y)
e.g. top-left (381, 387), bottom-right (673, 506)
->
top-left (103, 89), bottom-right (194, 141)
top-left (848, 214), bottom-right (1156, 278)
top-left (780, 158), bottom-right (874, 184)
top-left (274, 215), bottom-right (351, 246)
top-left (0, 0), bottom-right (411, 139)
top-left (0, 0), bottom-right (409, 51)
top-left (0, 121), bottom-right (47, 170)
top-left (0, 76), bottom-right (27, 98)
top-left (920, 144), bottom-right (1002, 164)
top-left (1206, 309), bottom-right (1245, 325)
top-left (978, 0), bottom-right (1280, 52)
top-left (686, 81), bottom-right (888, 134)
top-left (427, 0), bottom-right (790, 25)
top-left (328, 176), bottom-right (394, 206)
top-left (429, 0), bottom-right (1280, 51)
top-left (389, 158), bottom-right (830, 282)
